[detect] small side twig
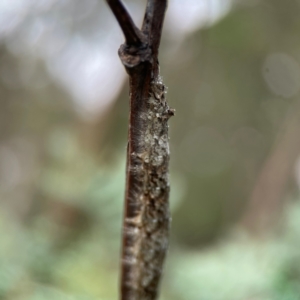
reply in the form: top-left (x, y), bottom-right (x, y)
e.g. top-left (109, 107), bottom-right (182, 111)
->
top-left (106, 0), bottom-right (144, 45)
top-left (106, 1), bottom-right (172, 299)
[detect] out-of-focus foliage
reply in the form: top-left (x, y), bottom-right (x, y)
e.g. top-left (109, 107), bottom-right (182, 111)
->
top-left (164, 202), bottom-right (300, 300)
top-left (0, 131), bottom-right (124, 300)
top-left (3, 170), bottom-right (300, 300)
top-left (1, 0), bottom-right (300, 299)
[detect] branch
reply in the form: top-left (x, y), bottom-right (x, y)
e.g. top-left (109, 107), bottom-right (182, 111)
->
top-left (142, 0), bottom-right (168, 75)
top-left (106, 0), bottom-right (144, 46)
top-left (106, 1), bottom-right (172, 299)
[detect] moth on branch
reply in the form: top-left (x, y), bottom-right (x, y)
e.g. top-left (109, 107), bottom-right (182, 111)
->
top-left (106, 1), bottom-right (173, 299)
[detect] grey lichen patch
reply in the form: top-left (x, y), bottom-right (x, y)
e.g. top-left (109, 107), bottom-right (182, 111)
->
top-left (122, 77), bottom-right (173, 300)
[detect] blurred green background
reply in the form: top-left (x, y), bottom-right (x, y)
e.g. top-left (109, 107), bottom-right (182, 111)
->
top-left (1, 0), bottom-right (300, 299)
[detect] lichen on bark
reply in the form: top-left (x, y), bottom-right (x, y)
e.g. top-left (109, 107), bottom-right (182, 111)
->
top-left (122, 78), bottom-right (173, 299)
top-left (105, 1), bottom-right (172, 299)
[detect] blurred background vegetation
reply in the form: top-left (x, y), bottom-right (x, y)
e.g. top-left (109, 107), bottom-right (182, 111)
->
top-left (1, 0), bottom-right (300, 299)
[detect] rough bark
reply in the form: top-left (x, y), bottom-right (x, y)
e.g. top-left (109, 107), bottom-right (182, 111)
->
top-left (106, 1), bottom-right (173, 299)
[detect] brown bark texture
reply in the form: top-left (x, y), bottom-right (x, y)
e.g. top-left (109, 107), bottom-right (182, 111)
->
top-left (106, 1), bottom-right (173, 299)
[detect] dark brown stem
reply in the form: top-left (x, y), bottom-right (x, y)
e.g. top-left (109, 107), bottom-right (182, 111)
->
top-left (142, 0), bottom-right (168, 75)
top-left (106, 1), bottom-right (171, 300)
top-left (106, 0), bottom-right (145, 46)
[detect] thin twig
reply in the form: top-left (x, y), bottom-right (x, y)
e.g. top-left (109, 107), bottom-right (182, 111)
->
top-left (142, 0), bottom-right (168, 76)
top-left (106, 0), bottom-right (144, 45)
top-left (142, 0), bottom-right (167, 50)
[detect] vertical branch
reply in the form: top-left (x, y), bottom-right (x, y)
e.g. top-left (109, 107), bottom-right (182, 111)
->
top-left (142, 0), bottom-right (168, 76)
top-left (106, 1), bottom-right (172, 300)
